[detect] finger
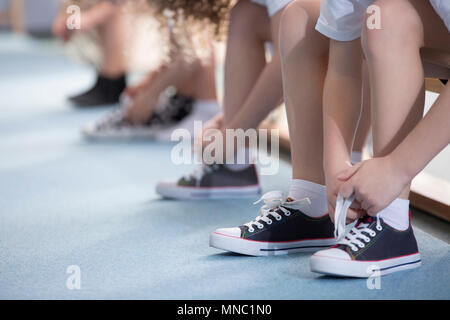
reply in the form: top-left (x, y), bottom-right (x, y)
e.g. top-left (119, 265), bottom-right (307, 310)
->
top-left (339, 180), bottom-right (355, 198)
top-left (337, 162), bottom-right (363, 181)
top-left (350, 200), bottom-right (362, 210)
top-left (366, 206), bottom-right (378, 216)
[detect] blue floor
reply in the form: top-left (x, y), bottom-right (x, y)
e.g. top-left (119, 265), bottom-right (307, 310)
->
top-left (0, 33), bottom-right (449, 300)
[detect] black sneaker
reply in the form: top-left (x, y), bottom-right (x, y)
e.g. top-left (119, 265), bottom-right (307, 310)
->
top-left (310, 216), bottom-right (421, 277)
top-left (209, 191), bottom-right (336, 256)
top-left (156, 163), bottom-right (261, 200)
top-left (69, 74), bottom-right (126, 107)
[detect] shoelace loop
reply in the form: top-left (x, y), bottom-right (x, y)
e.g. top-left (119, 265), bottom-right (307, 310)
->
top-left (244, 191), bottom-right (311, 233)
top-left (334, 194), bottom-right (382, 251)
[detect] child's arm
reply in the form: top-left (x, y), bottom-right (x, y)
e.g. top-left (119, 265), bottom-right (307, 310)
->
top-left (338, 82), bottom-right (450, 215)
top-left (323, 39), bottom-right (364, 221)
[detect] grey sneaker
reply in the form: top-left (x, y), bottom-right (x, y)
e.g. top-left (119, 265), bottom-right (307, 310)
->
top-left (156, 164), bottom-right (261, 200)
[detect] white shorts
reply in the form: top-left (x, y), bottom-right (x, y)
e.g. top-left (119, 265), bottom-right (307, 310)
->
top-left (315, 0), bottom-right (449, 42)
top-left (251, 0), bottom-right (293, 17)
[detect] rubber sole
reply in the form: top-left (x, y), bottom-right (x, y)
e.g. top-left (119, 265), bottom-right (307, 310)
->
top-left (310, 252), bottom-right (421, 278)
top-left (82, 127), bottom-right (157, 140)
top-left (209, 232), bottom-right (336, 256)
top-left (156, 183), bottom-right (261, 200)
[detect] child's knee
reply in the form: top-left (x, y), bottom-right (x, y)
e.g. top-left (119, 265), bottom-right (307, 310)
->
top-left (229, 0), bottom-right (264, 30)
top-left (279, 1), bottom-right (310, 59)
top-left (363, 0), bottom-right (423, 59)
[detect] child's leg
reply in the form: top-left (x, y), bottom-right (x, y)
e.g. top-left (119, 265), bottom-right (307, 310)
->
top-left (279, 0), bottom-right (328, 185)
top-left (96, 6), bottom-right (125, 78)
top-left (362, 0), bottom-right (450, 200)
top-left (352, 62), bottom-right (371, 161)
top-left (69, 4), bottom-right (126, 106)
top-left (176, 54), bottom-right (217, 101)
top-left (222, 0), bottom-right (275, 127)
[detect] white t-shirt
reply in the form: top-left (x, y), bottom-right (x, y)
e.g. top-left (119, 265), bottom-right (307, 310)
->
top-left (316, 0), bottom-right (450, 41)
top-left (251, 0), bottom-right (293, 17)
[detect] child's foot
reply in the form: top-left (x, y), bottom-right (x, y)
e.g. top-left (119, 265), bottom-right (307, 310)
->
top-left (156, 164), bottom-right (261, 200)
top-left (310, 216), bottom-right (421, 277)
top-left (209, 191), bottom-right (336, 256)
top-left (82, 93), bottom-right (194, 140)
top-left (70, 74), bottom-right (126, 107)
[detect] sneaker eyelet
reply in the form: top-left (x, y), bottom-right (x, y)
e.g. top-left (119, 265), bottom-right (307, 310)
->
top-left (364, 238), bottom-right (370, 243)
top-left (257, 224), bottom-right (264, 230)
top-left (275, 216), bottom-right (282, 221)
top-left (359, 243), bottom-right (365, 248)
top-left (376, 226), bottom-right (382, 231)
top-left (248, 228), bottom-right (254, 233)
top-left (352, 247), bottom-right (357, 252)
top-left (285, 212), bottom-right (291, 217)
top-left (266, 220), bottom-right (272, 225)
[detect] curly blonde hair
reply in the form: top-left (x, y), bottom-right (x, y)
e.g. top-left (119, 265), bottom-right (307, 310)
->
top-left (147, 0), bottom-right (235, 38)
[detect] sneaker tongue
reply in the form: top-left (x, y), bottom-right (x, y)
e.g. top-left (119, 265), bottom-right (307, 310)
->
top-left (286, 197), bottom-right (295, 203)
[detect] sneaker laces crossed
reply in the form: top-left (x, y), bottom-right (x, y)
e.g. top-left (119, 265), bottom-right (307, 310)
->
top-left (244, 190), bottom-right (311, 233)
top-left (334, 194), bottom-right (382, 252)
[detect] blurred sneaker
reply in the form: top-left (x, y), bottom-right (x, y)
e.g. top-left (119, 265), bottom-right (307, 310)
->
top-left (156, 163), bottom-right (261, 200)
top-left (82, 93), bottom-right (196, 140)
top-left (151, 99), bottom-right (220, 141)
top-left (209, 191), bottom-right (336, 256)
top-left (70, 74), bottom-right (126, 107)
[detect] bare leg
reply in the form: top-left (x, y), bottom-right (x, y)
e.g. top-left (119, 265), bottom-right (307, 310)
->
top-left (96, 7), bottom-right (125, 77)
top-left (362, 0), bottom-right (450, 199)
top-left (176, 54), bottom-right (217, 101)
top-left (222, 0), bottom-right (272, 126)
top-left (279, 0), bottom-right (329, 184)
top-left (353, 62), bottom-right (371, 155)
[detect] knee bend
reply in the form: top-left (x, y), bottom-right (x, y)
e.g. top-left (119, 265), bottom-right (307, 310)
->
top-left (279, 1), bottom-right (310, 59)
top-left (229, 0), bottom-right (263, 31)
top-left (363, 0), bottom-right (423, 59)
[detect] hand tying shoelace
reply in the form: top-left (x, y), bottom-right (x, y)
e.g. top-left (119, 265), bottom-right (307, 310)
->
top-left (334, 194), bottom-right (382, 251)
top-left (244, 191), bottom-right (311, 233)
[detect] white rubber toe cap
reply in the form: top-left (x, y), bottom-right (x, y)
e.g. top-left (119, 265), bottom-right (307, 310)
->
top-left (312, 248), bottom-right (351, 260)
top-left (214, 227), bottom-right (241, 237)
top-left (156, 179), bottom-right (178, 187)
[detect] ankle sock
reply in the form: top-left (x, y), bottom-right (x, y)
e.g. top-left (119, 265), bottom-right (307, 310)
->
top-left (377, 198), bottom-right (410, 231)
top-left (350, 151), bottom-right (362, 164)
top-left (288, 179), bottom-right (328, 218)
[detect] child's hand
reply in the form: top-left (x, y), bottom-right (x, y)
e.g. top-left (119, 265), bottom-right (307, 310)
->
top-left (52, 13), bottom-right (73, 42)
top-left (125, 90), bottom-right (155, 125)
top-left (337, 157), bottom-right (411, 215)
top-left (326, 164), bottom-right (365, 223)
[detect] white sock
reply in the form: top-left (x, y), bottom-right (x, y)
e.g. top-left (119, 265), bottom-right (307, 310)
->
top-left (377, 198), bottom-right (410, 231)
top-left (350, 151), bottom-right (362, 164)
top-left (288, 179), bottom-right (328, 218)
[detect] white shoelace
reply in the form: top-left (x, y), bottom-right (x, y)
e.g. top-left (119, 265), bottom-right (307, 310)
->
top-left (243, 191), bottom-right (311, 233)
top-left (334, 194), bottom-right (382, 252)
